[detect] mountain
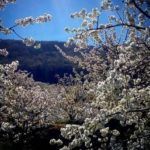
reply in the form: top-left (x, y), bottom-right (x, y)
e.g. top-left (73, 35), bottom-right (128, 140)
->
top-left (0, 39), bottom-right (76, 83)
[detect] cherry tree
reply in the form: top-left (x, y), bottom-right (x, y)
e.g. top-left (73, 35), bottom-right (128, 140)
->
top-left (50, 0), bottom-right (150, 149)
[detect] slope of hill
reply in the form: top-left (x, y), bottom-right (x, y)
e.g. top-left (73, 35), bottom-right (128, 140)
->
top-left (0, 39), bottom-right (75, 83)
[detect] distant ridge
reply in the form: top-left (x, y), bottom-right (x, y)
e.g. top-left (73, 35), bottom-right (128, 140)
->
top-left (0, 39), bottom-right (75, 83)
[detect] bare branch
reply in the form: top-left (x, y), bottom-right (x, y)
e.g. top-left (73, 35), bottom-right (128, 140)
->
top-left (11, 29), bottom-right (24, 40)
top-left (9, 24), bottom-right (18, 30)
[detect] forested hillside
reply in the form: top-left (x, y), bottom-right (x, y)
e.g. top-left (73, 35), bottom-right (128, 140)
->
top-left (0, 39), bottom-right (74, 83)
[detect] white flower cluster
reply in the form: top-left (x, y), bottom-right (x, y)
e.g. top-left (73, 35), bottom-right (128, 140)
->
top-left (101, 0), bottom-right (112, 10)
top-left (100, 127), bottom-right (109, 137)
top-left (0, 27), bottom-right (12, 34)
top-left (0, 48), bottom-right (9, 56)
top-left (15, 13), bottom-right (52, 27)
top-left (1, 122), bottom-right (15, 131)
top-left (49, 139), bottom-right (63, 146)
top-left (55, 113), bottom-right (115, 149)
top-left (70, 9), bottom-right (87, 19)
top-left (64, 8), bottom-right (101, 49)
top-left (23, 37), bottom-right (35, 47)
top-left (5, 60), bottom-right (19, 74)
top-left (0, 0), bottom-right (16, 9)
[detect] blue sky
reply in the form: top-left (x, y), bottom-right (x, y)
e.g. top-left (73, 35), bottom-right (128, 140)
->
top-left (0, 0), bottom-right (120, 41)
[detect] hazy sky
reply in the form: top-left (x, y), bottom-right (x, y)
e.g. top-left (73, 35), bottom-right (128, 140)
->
top-left (0, 0), bottom-right (118, 41)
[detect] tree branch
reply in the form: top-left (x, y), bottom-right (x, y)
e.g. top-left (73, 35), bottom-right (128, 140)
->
top-left (96, 16), bottom-right (100, 29)
top-left (133, 0), bottom-right (150, 19)
top-left (11, 29), bottom-right (24, 40)
top-left (9, 24), bottom-right (18, 30)
top-left (0, 25), bottom-right (24, 40)
top-left (91, 23), bottom-right (146, 31)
